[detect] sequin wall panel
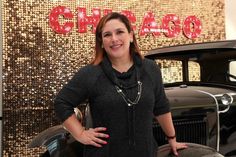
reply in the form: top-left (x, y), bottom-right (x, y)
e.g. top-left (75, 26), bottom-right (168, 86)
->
top-left (1, 0), bottom-right (225, 156)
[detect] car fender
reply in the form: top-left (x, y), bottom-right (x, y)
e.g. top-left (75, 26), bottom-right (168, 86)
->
top-left (28, 125), bottom-right (68, 148)
top-left (28, 125), bottom-right (84, 156)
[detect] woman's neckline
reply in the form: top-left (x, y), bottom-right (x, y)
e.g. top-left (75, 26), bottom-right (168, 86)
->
top-left (111, 59), bottom-right (134, 73)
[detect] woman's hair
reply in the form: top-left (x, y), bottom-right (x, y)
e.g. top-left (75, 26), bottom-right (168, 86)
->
top-left (91, 12), bottom-right (143, 65)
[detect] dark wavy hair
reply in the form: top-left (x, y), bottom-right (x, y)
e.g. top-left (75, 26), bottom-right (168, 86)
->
top-left (91, 12), bottom-right (143, 65)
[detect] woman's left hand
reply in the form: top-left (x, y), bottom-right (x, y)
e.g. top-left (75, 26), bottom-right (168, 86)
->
top-left (168, 138), bottom-right (188, 156)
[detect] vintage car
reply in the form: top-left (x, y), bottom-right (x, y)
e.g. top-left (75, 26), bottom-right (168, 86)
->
top-left (28, 40), bottom-right (236, 157)
top-left (146, 40), bottom-right (236, 157)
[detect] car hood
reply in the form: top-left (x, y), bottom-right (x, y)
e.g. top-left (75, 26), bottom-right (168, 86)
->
top-left (165, 85), bottom-right (236, 108)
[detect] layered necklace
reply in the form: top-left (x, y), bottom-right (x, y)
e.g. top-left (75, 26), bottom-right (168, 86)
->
top-left (115, 80), bottom-right (142, 106)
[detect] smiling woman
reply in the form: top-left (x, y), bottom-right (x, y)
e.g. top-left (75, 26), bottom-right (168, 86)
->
top-left (53, 12), bottom-right (187, 157)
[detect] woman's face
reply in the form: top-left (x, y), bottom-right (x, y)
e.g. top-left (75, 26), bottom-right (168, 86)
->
top-left (101, 19), bottom-right (133, 60)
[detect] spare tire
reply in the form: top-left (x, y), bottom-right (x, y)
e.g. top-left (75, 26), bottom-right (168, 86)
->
top-left (157, 143), bottom-right (224, 157)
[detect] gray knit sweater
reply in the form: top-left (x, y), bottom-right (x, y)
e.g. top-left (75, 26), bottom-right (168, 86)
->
top-left (54, 56), bottom-right (170, 157)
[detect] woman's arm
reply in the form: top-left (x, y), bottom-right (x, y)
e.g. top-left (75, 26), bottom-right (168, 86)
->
top-left (155, 112), bottom-right (176, 138)
top-left (155, 112), bottom-right (188, 156)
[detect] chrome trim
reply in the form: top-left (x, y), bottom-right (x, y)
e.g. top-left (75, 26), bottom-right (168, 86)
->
top-left (195, 89), bottom-right (220, 152)
top-left (214, 92), bottom-right (236, 97)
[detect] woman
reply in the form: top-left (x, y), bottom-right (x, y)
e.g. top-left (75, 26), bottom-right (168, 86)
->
top-left (54, 12), bottom-right (187, 157)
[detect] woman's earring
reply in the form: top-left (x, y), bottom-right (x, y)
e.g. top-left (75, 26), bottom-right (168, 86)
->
top-left (101, 44), bottom-right (104, 48)
top-left (130, 39), bottom-right (133, 43)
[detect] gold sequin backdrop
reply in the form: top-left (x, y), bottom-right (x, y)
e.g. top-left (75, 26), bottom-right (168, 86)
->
top-left (1, 0), bottom-right (225, 156)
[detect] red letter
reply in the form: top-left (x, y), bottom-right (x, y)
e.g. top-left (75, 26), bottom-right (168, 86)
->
top-left (183, 16), bottom-right (202, 39)
top-left (161, 14), bottom-right (181, 38)
top-left (49, 6), bottom-right (74, 34)
top-left (139, 12), bottom-right (160, 36)
top-left (121, 10), bottom-right (136, 31)
top-left (103, 9), bottom-right (112, 15)
top-left (77, 8), bottom-right (101, 33)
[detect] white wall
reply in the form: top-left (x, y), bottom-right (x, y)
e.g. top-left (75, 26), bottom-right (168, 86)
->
top-left (225, 0), bottom-right (236, 40)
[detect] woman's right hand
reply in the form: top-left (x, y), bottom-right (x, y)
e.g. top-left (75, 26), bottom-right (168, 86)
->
top-left (77, 127), bottom-right (109, 147)
top-left (63, 114), bottom-right (110, 147)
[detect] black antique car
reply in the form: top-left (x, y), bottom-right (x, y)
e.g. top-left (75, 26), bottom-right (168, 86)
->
top-left (29, 40), bottom-right (236, 157)
top-left (146, 40), bottom-right (236, 157)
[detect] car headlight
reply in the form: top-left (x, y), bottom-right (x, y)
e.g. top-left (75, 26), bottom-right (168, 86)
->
top-left (74, 107), bottom-right (83, 122)
top-left (221, 93), bottom-right (233, 105)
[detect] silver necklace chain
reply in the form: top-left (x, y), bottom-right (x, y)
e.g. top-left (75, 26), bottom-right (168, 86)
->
top-left (115, 81), bottom-right (142, 107)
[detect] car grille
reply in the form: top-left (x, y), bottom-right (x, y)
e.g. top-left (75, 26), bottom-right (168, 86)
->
top-left (153, 117), bottom-right (208, 146)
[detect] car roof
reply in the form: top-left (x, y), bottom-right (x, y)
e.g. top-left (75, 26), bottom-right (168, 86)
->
top-left (145, 40), bottom-right (236, 59)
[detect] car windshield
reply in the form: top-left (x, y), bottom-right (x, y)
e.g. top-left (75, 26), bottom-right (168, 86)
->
top-left (154, 59), bottom-right (236, 84)
top-left (151, 54), bottom-right (236, 84)
top-left (229, 61), bottom-right (236, 81)
top-left (145, 40), bottom-right (236, 85)
top-left (155, 59), bottom-right (200, 84)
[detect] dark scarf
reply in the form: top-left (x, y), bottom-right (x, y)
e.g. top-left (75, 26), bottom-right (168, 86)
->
top-left (100, 53), bottom-right (143, 147)
top-left (100, 53), bottom-right (142, 88)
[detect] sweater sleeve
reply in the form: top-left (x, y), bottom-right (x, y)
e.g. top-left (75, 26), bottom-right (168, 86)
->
top-left (54, 65), bottom-right (96, 122)
top-left (145, 59), bottom-right (170, 116)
